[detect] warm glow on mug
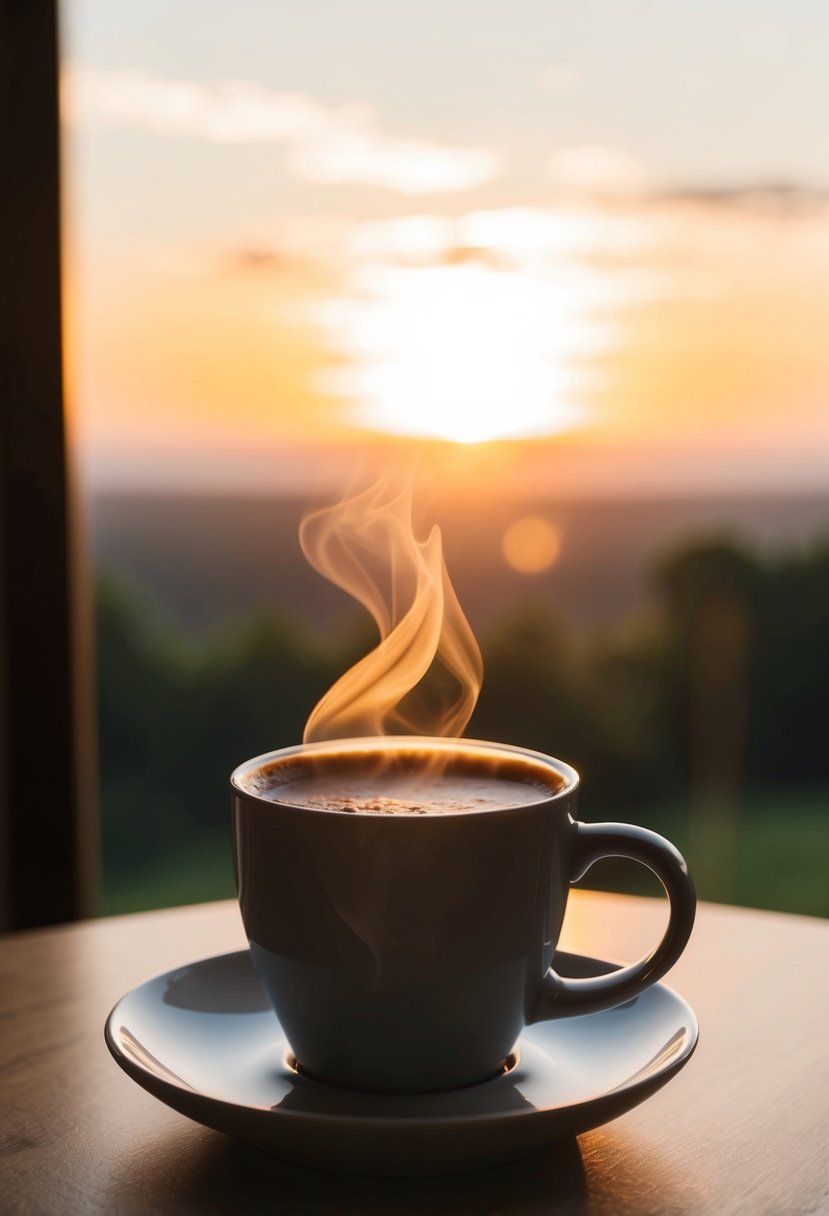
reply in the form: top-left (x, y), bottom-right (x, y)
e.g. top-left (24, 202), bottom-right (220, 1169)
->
top-left (501, 517), bottom-right (561, 574)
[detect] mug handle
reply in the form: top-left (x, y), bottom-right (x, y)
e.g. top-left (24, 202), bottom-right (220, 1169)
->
top-left (530, 820), bottom-right (696, 1020)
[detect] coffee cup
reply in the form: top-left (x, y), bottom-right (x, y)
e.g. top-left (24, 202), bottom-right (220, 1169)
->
top-left (231, 736), bottom-right (696, 1094)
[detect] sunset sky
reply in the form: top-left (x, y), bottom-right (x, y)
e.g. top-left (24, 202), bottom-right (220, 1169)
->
top-left (63, 1), bottom-right (829, 495)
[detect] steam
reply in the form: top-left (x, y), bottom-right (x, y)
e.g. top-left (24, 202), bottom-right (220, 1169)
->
top-left (300, 471), bottom-right (483, 742)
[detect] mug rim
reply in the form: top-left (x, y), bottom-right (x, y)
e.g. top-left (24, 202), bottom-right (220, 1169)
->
top-left (230, 736), bottom-right (579, 819)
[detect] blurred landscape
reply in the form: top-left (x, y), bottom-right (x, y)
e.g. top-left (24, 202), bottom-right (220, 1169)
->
top-left (93, 491), bottom-right (829, 636)
top-left (94, 489), bottom-right (829, 918)
top-left (66, 2), bottom-right (829, 922)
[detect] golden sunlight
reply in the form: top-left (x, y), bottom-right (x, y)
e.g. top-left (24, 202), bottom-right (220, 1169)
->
top-left (317, 258), bottom-right (606, 443)
top-left (502, 517), bottom-right (561, 574)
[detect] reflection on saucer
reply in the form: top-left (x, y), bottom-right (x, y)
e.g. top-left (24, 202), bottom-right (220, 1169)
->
top-left (162, 954), bottom-right (272, 1014)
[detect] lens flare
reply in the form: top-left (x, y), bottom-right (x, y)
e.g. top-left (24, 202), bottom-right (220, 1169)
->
top-left (502, 517), bottom-right (561, 574)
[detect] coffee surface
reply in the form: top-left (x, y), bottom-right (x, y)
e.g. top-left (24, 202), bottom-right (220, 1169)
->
top-left (246, 748), bottom-right (562, 815)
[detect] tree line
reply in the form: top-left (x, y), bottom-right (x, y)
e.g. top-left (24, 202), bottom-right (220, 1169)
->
top-left (97, 535), bottom-right (829, 902)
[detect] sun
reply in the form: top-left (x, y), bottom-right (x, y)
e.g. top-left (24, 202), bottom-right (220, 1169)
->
top-left (317, 260), bottom-right (593, 443)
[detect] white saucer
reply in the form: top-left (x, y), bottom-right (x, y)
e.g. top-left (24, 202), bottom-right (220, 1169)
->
top-left (105, 949), bottom-right (698, 1176)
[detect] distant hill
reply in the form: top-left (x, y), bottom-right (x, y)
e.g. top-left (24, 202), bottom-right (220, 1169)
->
top-left (90, 492), bottom-right (829, 638)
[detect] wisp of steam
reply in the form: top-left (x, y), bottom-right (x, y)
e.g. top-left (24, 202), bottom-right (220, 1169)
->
top-left (300, 471), bottom-right (483, 742)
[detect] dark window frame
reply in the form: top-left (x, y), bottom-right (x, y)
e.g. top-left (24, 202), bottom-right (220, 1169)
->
top-left (1, 0), bottom-right (98, 929)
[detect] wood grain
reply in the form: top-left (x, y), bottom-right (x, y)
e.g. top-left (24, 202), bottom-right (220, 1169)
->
top-left (1, 892), bottom-right (827, 1215)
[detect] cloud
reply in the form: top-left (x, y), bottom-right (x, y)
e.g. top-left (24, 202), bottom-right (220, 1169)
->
top-left (287, 126), bottom-right (498, 194)
top-left (657, 182), bottom-right (829, 213)
top-left (228, 247), bottom-right (289, 275)
top-left (62, 65), bottom-right (501, 195)
top-left (350, 207), bottom-right (658, 266)
top-left (547, 145), bottom-right (652, 199)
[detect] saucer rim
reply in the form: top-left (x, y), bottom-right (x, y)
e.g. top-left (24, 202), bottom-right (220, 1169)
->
top-left (105, 948), bottom-right (699, 1129)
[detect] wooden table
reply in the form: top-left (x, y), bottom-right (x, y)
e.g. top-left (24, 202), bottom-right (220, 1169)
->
top-left (1, 892), bottom-right (827, 1215)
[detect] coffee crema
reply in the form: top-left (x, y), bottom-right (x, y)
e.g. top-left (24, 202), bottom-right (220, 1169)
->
top-left (243, 747), bottom-right (564, 815)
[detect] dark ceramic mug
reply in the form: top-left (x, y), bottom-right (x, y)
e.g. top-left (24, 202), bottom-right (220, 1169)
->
top-left (231, 737), bottom-right (696, 1094)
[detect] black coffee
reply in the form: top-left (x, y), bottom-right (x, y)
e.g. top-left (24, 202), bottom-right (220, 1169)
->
top-left (246, 746), bottom-right (563, 815)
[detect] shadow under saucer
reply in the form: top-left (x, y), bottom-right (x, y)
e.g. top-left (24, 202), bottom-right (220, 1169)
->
top-left (110, 1126), bottom-right (588, 1216)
